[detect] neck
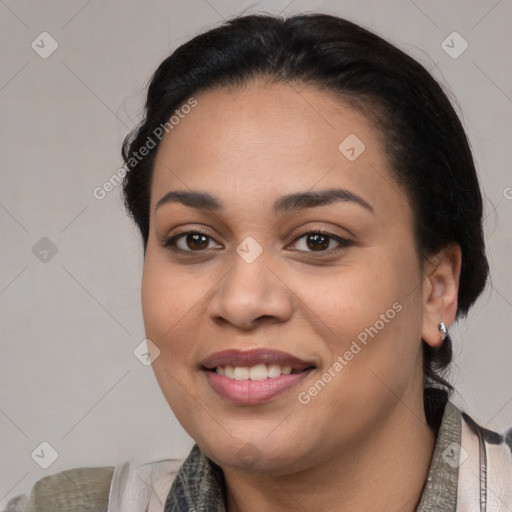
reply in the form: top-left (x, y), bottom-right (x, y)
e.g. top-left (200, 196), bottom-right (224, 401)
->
top-left (223, 398), bottom-right (437, 512)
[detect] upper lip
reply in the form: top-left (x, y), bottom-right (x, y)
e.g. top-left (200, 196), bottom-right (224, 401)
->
top-left (202, 349), bottom-right (315, 372)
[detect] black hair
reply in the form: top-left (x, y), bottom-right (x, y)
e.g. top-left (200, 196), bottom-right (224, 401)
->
top-left (121, 13), bottom-right (489, 429)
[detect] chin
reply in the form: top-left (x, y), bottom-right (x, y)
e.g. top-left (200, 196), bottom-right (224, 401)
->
top-left (199, 437), bottom-right (313, 475)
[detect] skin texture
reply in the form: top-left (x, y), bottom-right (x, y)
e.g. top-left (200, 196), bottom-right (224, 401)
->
top-left (141, 79), bottom-right (462, 511)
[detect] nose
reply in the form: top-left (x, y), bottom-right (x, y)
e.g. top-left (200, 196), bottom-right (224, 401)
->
top-left (207, 248), bottom-right (293, 331)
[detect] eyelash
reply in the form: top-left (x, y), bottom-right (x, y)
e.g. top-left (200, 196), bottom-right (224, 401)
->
top-left (162, 228), bottom-right (353, 256)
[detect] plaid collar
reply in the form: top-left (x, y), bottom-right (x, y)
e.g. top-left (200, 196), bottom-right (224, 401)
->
top-left (164, 401), bottom-right (461, 512)
top-left (164, 444), bottom-right (227, 511)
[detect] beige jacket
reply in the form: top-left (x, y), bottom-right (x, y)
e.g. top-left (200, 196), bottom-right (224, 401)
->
top-left (3, 402), bottom-right (512, 511)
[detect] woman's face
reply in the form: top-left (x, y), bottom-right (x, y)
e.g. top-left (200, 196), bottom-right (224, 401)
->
top-left (142, 80), bottom-right (429, 473)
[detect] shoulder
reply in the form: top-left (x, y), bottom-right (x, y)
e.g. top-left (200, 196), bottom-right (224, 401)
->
top-left (2, 458), bottom-right (183, 512)
top-left (2, 466), bottom-right (114, 512)
top-left (456, 404), bottom-right (512, 508)
top-left (461, 407), bottom-right (512, 456)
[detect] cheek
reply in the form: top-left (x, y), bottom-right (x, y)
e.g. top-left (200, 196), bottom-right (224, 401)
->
top-left (306, 246), bottom-right (424, 391)
top-left (141, 256), bottom-right (199, 360)
top-left (141, 258), bottom-right (207, 423)
top-left (299, 254), bottom-right (415, 337)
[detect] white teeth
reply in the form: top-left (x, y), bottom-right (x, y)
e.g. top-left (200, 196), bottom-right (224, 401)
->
top-left (267, 364), bottom-right (282, 378)
top-left (249, 364), bottom-right (268, 381)
top-left (215, 363), bottom-right (297, 380)
top-left (233, 367), bottom-right (250, 380)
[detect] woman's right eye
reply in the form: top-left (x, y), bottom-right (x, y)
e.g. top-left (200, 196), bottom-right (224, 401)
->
top-left (163, 231), bottom-right (221, 252)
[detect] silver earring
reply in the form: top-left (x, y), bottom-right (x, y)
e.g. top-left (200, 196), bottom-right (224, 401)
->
top-left (438, 322), bottom-right (447, 341)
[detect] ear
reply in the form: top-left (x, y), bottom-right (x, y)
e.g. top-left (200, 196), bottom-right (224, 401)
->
top-left (421, 243), bottom-right (462, 348)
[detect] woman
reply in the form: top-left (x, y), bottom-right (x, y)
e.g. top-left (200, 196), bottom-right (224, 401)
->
top-left (6, 11), bottom-right (511, 512)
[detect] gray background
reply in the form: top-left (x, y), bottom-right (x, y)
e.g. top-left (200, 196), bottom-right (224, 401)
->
top-left (1, 0), bottom-right (511, 505)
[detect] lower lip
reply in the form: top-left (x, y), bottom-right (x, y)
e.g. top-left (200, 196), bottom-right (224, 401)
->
top-left (204, 369), bottom-right (313, 405)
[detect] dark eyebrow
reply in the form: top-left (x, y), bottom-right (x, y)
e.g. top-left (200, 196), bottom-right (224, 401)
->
top-left (156, 191), bottom-right (221, 211)
top-left (155, 188), bottom-right (374, 215)
top-left (273, 188), bottom-right (374, 215)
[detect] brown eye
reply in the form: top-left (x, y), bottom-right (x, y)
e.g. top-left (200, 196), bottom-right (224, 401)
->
top-left (290, 230), bottom-right (352, 254)
top-left (305, 233), bottom-right (330, 251)
top-left (163, 229), bottom-right (351, 256)
top-left (184, 233), bottom-right (209, 250)
top-left (164, 231), bottom-right (219, 252)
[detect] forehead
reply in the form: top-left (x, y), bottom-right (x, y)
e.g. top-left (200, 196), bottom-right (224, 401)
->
top-left (150, 80), bottom-right (405, 218)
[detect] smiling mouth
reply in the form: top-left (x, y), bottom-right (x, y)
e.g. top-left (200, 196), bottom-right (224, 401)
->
top-left (201, 347), bottom-right (317, 406)
top-left (208, 363), bottom-right (315, 380)
top-left (203, 366), bottom-right (315, 405)
top-left (201, 349), bottom-right (316, 405)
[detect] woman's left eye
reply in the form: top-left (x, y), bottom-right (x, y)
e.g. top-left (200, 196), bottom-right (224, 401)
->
top-left (289, 230), bottom-right (352, 254)
top-left (163, 229), bottom-right (352, 254)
